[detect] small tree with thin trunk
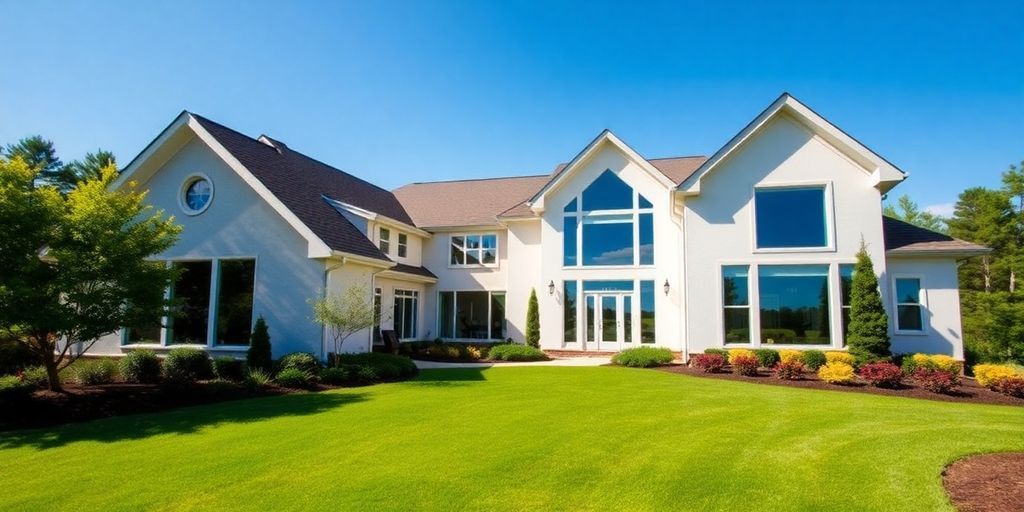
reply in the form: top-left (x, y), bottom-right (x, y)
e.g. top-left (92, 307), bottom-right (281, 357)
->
top-left (526, 288), bottom-right (540, 348)
top-left (246, 316), bottom-right (272, 373)
top-left (846, 243), bottom-right (891, 364)
top-left (311, 285), bottom-right (380, 365)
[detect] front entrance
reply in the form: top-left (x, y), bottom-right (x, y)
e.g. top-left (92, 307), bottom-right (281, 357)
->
top-left (584, 293), bottom-right (632, 351)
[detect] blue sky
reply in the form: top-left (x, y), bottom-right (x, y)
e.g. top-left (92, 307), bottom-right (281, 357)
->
top-left (1, 0), bottom-right (1021, 214)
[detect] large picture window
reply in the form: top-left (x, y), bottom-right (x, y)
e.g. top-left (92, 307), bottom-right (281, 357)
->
top-left (437, 291), bottom-right (506, 340)
top-left (563, 281), bottom-right (577, 343)
top-left (894, 277), bottom-right (925, 332)
top-left (722, 266), bottom-right (751, 344)
top-left (169, 261), bottom-right (212, 344)
top-left (450, 234), bottom-right (498, 266)
top-left (754, 186), bottom-right (828, 249)
top-left (640, 280), bottom-right (656, 343)
top-left (215, 259), bottom-right (256, 345)
top-left (840, 264), bottom-right (854, 342)
top-left (758, 265), bottom-right (831, 345)
top-left (563, 170), bottom-right (654, 267)
top-left (393, 289), bottom-right (418, 340)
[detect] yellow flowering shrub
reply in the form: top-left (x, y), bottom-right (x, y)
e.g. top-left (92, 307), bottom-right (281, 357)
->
top-left (727, 348), bottom-right (756, 363)
top-left (779, 349), bottom-right (803, 364)
top-left (973, 364), bottom-right (1020, 388)
top-left (911, 353), bottom-right (961, 373)
top-left (825, 351), bottom-right (854, 365)
top-left (465, 346), bottom-right (483, 360)
top-left (818, 362), bottom-right (855, 384)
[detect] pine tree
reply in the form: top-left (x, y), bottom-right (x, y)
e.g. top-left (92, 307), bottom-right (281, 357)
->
top-left (247, 317), bottom-right (273, 373)
top-left (846, 244), bottom-right (891, 364)
top-left (526, 288), bottom-right (540, 348)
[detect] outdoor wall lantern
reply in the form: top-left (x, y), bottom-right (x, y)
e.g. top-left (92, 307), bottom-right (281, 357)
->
top-left (548, 280), bottom-right (555, 295)
top-left (663, 279), bottom-right (670, 296)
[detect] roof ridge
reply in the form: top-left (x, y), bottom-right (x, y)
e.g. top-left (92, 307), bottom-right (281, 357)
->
top-left (398, 173), bottom-right (550, 187)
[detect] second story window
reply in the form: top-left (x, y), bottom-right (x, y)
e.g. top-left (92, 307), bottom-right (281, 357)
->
top-left (563, 170), bottom-right (654, 267)
top-left (398, 233), bottom-right (408, 258)
top-left (753, 185), bottom-right (830, 250)
top-left (450, 234), bottom-right (497, 266)
top-left (379, 227), bottom-right (390, 254)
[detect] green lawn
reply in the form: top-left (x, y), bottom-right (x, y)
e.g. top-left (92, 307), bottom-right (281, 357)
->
top-left (1, 367), bottom-right (1022, 511)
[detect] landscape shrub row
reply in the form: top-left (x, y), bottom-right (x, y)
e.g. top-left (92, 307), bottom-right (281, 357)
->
top-left (611, 347), bottom-right (675, 367)
top-left (400, 339), bottom-right (546, 362)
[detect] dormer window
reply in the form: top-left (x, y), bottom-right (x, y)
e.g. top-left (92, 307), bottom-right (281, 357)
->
top-left (379, 228), bottom-right (390, 254)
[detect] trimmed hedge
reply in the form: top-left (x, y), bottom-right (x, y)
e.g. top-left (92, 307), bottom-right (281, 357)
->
top-left (487, 344), bottom-right (547, 362)
top-left (164, 348), bottom-right (213, 383)
top-left (753, 349), bottom-right (780, 368)
top-left (213, 357), bottom-right (246, 382)
top-left (612, 347), bottom-right (674, 368)
top-left (119, 350), bottom-right (162, 383)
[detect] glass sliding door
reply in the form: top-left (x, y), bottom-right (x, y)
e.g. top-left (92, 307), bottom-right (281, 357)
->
top-left (436, 291), bottom-right (507, 340)
top-left (393, 290), bottom-right (418, 340)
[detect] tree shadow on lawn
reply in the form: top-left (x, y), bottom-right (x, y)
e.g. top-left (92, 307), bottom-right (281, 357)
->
top-left (407, 367), bottom-right (489, 387)
top-left (0, 391), bottom-right (368, 451)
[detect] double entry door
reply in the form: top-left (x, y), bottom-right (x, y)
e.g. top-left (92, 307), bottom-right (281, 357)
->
top-left (584, 292), bottom-right (632, 351)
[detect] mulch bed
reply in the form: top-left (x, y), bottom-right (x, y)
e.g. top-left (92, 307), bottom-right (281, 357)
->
top-left (943, 453), bottom-right (1024, 512)
top-left (661, 365), bottom-right (1024, 407)
top-left (0, 381), bottom-right (317, 432)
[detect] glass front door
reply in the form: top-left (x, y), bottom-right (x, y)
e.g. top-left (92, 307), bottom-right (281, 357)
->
top-left (585, 293), bottom-right (627, 351)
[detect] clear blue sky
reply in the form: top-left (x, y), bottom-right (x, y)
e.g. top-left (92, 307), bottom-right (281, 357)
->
top-left (1, 0), bottom-right (1021, 214)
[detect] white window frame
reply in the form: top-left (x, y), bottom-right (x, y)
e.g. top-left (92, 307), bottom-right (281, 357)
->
top-left (178, 173), bottom-right (214, 216)
top-left (397, 233), bottom-right (408, 258)
top-left (562, 174), bottom-right (655, 269)
top-left (720, 265), bottom-right (752, 345)
top-left (448, 233), bottom-right (499, 268)
top-left (378, 227), bottom-right (391, 255)
top-left (393, 289), bottom-right (419, 340)
top-left (436, 290), bottom-right (507, 341)
top-left (751, 181), bottom-right (835, 253)
top-left (891, 274), bottom-right (928, 335)
top-left (121, 256), bottom-right (258, 350)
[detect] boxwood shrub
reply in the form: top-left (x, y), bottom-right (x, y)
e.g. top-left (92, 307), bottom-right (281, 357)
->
top-left (752, 348), bottom-right (780, 368)
top-left (278, 352), bottom-right (322, 376)
top-left (119, 350), bottom-right (162, 383)
top-left (163, 348), bottom-right (213, 383)
top-left (213, 356), bottom-right (246, 382)
top-left (801, 350), bottom-right (827, 371)
top-left (612, 347), bottom-right (674, 368)
top-left (487, 343), bottom-right (547, 361)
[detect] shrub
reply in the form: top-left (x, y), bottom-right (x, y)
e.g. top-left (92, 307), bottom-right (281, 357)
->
top-left (20, 366), bottom-right (49, 387)
top-left (357, 364), bottom-right (380, 382)
top-left (0, 336), bottom-right (34, 375)
top-left (278, 352), bottom-right (321, 376)
top-left (825, 351), bottom-right (854, 366)
top-left (731, 355), bottom-right (759, 376)
top-left (275, 367), bottom-right (314, 389)
top-left (465, 345), bottom-right (484, 360)
top-left (908, 353), bottom-right (961, 374)
top-left (213, 357), bottom-right (246, 382)
top-left (0, 375), bottom-right (34, 402)
top-left (487, 344), bottom-right (547, 362)
top-left (726, 348), bottom-right (756, 363)
top-left (779, 349), bottom-right (803, 364)
top-left (690, 354), bottom-right (726, 373)
top-left (818, 362), bottom-right (855, 384)
top-left (69, 359), bottom-right (118, 385)
top-left (424, 344), bottom-right (461, 359)
top-left (119, 350), bottom-right (162, 383)
top-left (773, 360), bottom-right (805, 380)
top-left (801, 350), bottom-right (827, 371)
top-left (858, 362), bottom-right (903, 388)
top-left (992, 376), bottom-right (1024, 398)
top-left (612, 347), bottom-right (674, 368)
top-left (244, 368), bottom-right (272, 390)
top-left (704, 349), bottom-right (729, 360)
top-left (846, 245), bottom-right (891, 364)
top-left (973, 364), bottom-right (1020, 388)
top-left (320, 366), bottom-right (356, 385)
top-left (332, 353), bottom-right (418, 380)
top-left (163, 348), bottom-right (213, 383)
top-left (753, 349), bottom-right (780, 368)
top-left (247, 316), bottom-right (273, 373)
top-left (913, 367), bottom-right (961, 394)
top-left (526, 288), bottom-right (540, 348)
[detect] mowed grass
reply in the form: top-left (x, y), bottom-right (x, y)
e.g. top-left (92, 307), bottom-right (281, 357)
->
top-left (1, 367), bottom-right (1023, 511)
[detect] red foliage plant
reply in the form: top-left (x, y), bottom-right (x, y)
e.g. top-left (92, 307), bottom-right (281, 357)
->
top-left (913, 367), bottom-right (961, 394)
top-left (731, 355), bottom-right (760, 377)
top-left (993, 376), bottom-right (1024, 398)
top-left (772, 360), bottom-right (805, 380)
top-left (690, 354), bottom-right (726, 373)
top-left (858, 362), bottom-right (903, 388)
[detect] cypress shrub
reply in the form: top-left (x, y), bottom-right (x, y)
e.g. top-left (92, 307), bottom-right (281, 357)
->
top-left (846, 245), bottom-right (891, 365)
top-left (247, 316), bottom-right (273, 373)
top-left (526, 288), bottom-right (540, 348)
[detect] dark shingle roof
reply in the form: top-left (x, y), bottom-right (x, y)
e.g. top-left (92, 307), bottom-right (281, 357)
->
top-left (391, 263), bottom-right (437, 279)
top-left (883, 216), bottom-right (989, 255)
top-left (192, 113), bottom-right (413, 261)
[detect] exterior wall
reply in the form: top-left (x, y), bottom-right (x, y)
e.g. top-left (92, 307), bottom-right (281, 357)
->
top-left (538, 143), bottom-right (684, 351)
top-left (885, 257), bottom-right (965, 359)
top-left (323, 260), bottom-right (377, 355)
top-left (505, 221), bottom-right (542, 343)
top-left (90, 134), bottom-right (327, 358)
top-left (683, 114), bottom-right (890, 354)
top-left (369, 220), bottom-right (426, 267)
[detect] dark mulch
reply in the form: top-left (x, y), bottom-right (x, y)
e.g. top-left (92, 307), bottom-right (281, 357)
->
top-left (0, 381), bottom-right (312, 432)
top-left (662, 365), bottom-right (1024, 407)
top-left (943, 453), bottom-right (1024, 512)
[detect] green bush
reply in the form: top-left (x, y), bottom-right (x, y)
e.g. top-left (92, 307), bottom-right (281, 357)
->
top-left (245, 368), bottom-right (272, 390)
top-left (163, 348), bottom-right (213, 383)
top-left (20, 366), bottom-right (48, 387)
top-left (320, 366), bottom-right (354, 385)
top-left (213, 356), bottom-right (246, 382)
top-left (0, 375), bottom-right (34, 402)
top-left (487, 343), bottom-right (547, 361)
top-left (612, 347), bottom-right (674, 368)
top-left (526, 288), bottom-right (540, 348)
top-left (0, 336), bottom-right (34, 375)
top-left (278, 352), bottom-right (321, 376)
top-left (247, 316), bottom-right (273, 373)
top-left (275, 367), bottom-right (314, 388)
top-left (846, 246), bottom-right (891, 364)
top-left (332, 353), bottom-right (417, 380)
top-left (119, 350), bottom-right (162, 383)
top-left (753, 349), bottom-right (780, 368)
top-left (704, 348), bottom-right (730, 360)
top-left (357, 365), bottom-right (380, 382)
top-left (801, 350), bottom-right (827, 371)
top-left (69, 359), bottom-right (118, 385)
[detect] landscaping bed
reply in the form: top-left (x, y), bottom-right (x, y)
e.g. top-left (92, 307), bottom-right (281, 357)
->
top-left (402, 340), bottom-right (548, 362)
top-left (943, 452), bottom-right (1024, 512)
top-left (663, 364), bottom-right (1024, 407)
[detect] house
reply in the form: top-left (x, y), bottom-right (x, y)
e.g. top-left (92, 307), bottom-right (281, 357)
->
top-left (88, 93), bottom-right (988, 360)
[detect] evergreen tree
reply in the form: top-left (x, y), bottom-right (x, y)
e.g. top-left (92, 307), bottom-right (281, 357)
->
top-left (526, 288), bottom-right (540, 348)
top-left (247, 316), bottom-right (273, 373)
top-left (883, 194), bottom-right (947, 233)
top-left (846, 244), bottom-right (890, 364)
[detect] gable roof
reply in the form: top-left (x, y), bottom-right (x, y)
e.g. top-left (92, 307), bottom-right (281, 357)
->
top-left (679, 93), bottom-right (906, 196)
top-left (883, 216), bottom-right (989, 256)
top-left (190, 114), bottom-right (412, 261)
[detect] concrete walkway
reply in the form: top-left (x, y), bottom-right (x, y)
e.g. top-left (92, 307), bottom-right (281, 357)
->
top-left (414, 356), bottom-right (612, 369)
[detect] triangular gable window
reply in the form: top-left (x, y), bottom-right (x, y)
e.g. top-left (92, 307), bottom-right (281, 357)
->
top-left (582, 170), bottom-right (633, 211)
top-left (563, 198), bottom-right (578, 213)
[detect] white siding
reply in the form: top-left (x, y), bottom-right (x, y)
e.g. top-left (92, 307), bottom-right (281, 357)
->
top-left (885, 258), bottom-right (964, 358)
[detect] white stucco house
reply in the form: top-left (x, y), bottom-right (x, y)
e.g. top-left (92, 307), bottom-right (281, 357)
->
top-left (89, 93), bottom-right (987, 361)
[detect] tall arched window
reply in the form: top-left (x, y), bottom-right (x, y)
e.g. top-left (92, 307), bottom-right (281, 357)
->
top-left (563, 170), bottom-right (654, 267)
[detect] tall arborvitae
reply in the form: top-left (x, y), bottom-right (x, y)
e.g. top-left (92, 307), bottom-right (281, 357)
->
top-left (526, 288), bottom-right (540, 348)
top-left (247, 316), bottom-right (273, 373)
top-left (846, 244), bottom-right (891, 364)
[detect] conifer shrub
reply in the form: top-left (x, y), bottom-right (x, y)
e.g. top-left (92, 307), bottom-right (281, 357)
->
top-left (246, 316), bottom-right (273, 374)
top-left (845, 245), bottom-right (891, 365)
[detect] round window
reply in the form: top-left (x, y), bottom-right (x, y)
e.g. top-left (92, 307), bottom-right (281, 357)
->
top-left (180, 174), bottom-right (213, 215)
